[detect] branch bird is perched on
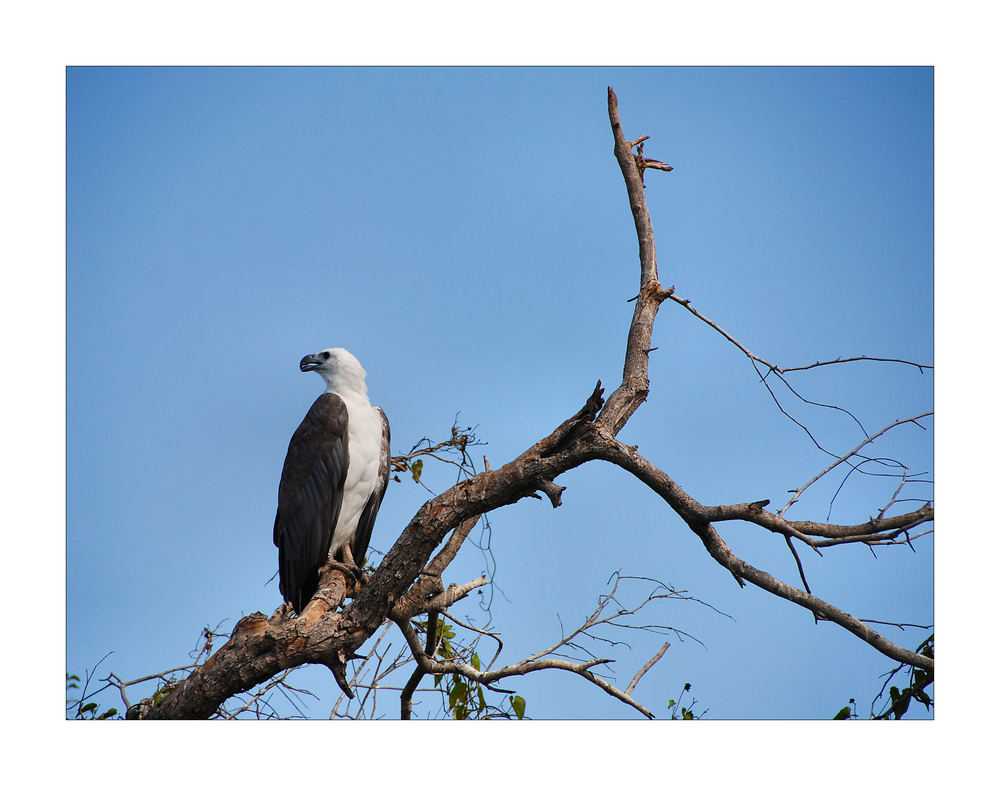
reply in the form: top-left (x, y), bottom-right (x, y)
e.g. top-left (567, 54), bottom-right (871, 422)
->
top-left (273, 348), bottom-right (391, 614)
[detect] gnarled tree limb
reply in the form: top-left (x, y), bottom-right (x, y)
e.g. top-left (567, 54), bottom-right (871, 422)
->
top-left (127, 86), bottom-right (932, 719)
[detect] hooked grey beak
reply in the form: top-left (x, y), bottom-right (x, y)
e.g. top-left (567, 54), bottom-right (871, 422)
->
top-left (299, 354), bottom-right (322, 372)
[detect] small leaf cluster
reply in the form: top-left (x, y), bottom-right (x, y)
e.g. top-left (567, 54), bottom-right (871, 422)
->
top-left (877, 638), bottom-right (934, 720)
top-left (834, 635), bottom-right (933, 720)
top-left (390, 420), bottom-right (485, 488)
top-left (832, 699), bottom-right (857, 720)
top-left (66, 673), bottom-right (118, 720)
top-left (415, 617), bottom-right (527, 720)
top-left (667, 683), bottom-right (702, 720)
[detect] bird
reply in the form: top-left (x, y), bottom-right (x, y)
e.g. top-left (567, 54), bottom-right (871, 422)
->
top-left (273, 348), bottom-right (391, 614)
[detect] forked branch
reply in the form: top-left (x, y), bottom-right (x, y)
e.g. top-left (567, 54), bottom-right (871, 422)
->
top-left (393, 574), bottom-right (701, 719)
top-left (124, 87), bottom-right (931, 719)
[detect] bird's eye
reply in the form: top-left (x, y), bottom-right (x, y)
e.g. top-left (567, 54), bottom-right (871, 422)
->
top-left (321, 351), bottom-right (330, 360)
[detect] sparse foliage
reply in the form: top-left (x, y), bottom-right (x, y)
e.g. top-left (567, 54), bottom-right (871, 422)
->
top-left (667, 683), bottom-right (704, 720)
top-left (835, 635), bottom-right (934, 720)
top-left (74, 88), bottom-right (930, 721)
top-left (66, 665), bottom-right (118, 720)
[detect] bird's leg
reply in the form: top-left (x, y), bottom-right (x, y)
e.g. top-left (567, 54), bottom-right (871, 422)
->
top-left (341, 543), bottom-right (368, 586)
top-left (320, 544), bottom-right (365, 590)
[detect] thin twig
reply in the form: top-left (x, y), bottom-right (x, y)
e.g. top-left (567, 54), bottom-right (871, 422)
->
top-left (625, 641), bottom-right (671, 697)
top-left (780, 413), bottom-right (933, 517)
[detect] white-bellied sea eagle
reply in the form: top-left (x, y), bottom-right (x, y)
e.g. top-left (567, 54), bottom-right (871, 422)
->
top-left (273, 348), bottom-right (391, 613)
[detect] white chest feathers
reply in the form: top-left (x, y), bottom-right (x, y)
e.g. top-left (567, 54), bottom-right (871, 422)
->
top-left (330, 395), bottom-right (384, 557)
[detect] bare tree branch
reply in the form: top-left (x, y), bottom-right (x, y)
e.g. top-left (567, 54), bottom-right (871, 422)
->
top-left (391, 573), bottom-right (696, 719)
top-left (594, 436), bottom-right (932, 671)
top-left (626, 641), bottom-right (670, 698)
top-left (780, 413), bottom-right (933, 517)
top-left (123, 86), bottom-right (932, 720)
top-left (598, 87), bottom-right (671, 435)
top-left (665, 289), bottom-right (933, 474)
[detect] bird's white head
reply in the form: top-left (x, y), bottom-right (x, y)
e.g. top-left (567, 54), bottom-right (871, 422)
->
top-left (299, 347), bottom-right (368, 396)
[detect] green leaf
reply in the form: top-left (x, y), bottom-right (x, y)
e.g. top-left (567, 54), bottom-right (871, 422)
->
top-left (511, 695), bottom-right (526, 720)
top-left (98, 708), bottom-right (118, 720)
top-left (449, 682), bottom-right (467, 708)
top-left (81, 702), bottom-right (98, 714)
top-left (833, 706), bottom-right (852, 720)
top-left (471, 652), bottom-right (481, 671)
top-left (682, 709), bottom-right (694, 720)
top-left (410, 459), bottom-right (423, 483)
top-left (667, 698), bottom-right (675, 708)
top-left (150, 683), bottom-right (175, 706)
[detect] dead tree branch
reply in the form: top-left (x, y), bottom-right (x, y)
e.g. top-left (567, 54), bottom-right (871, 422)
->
top-left (780, 413), bottom-right (933, 517)
top-left (626, 641), bottom-right (671, 698)
top-left (126, 87), bottom-right (932, 719)
top-left (392, 573), bottom-right (698, 719)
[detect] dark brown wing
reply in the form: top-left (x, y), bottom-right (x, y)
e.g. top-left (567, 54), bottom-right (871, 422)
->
top-left (350, 407), bottom-right (390, 568)
top-left (273, 393), bottom-right (349, 613)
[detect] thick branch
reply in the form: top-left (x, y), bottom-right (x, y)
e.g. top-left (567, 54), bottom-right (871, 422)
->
top-left (130, 385), bottom-right (607, 719)
top-left (392, 514), bottom-right (481, 620)
top-left (599, 87), bottom-right (671, 434)
top-left (593, 436), bottom-right (933, 672)
top-left (127, 87), bottom-right (932, 719)
top-left (713, 503), bottom-right (934, 542)
top-left (128, 570), bottom-right (353, 719)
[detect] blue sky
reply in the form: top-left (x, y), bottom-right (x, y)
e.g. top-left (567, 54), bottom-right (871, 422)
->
top-left (66, 66), bottom-right (933, 720)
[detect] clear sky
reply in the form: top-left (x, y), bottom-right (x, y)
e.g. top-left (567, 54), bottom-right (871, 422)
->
top-left (66, 66), bottom-right (933, 720)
